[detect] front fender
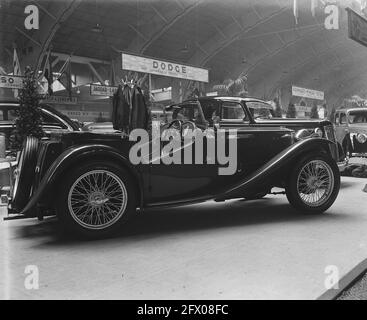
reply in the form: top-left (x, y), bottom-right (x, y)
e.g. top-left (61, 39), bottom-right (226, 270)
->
top-left (216, 137), bottom-right (336, 200)
top-left (21, 144), bottom-right (143, 215)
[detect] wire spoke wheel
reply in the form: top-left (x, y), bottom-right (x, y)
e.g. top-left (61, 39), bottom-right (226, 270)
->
top-left (68, 170), bottom-right (128, 230)
top-left (296, 160), bottom-right (334, 207)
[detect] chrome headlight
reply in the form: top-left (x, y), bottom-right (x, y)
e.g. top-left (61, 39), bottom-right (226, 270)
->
top-left (356, 133), bottom-right (367, 144)
top-left (314, 127), bottom-right (323, 138)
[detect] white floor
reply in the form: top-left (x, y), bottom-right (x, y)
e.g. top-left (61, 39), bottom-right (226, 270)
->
top-left (1, 177), bottom-right (367, 300)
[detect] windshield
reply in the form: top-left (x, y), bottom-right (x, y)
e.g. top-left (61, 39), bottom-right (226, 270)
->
top-left (348, 110), bottom-right (367, 124)
top-left (247, 101), bottom-right (274, 119)
top-left (172, 103), bottom-right (205, 124)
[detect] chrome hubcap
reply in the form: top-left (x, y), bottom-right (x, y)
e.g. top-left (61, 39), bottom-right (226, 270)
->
top-left (68, 170), bottom-right (127, 230)
top-left (297, 160), bottom-right (334, 207)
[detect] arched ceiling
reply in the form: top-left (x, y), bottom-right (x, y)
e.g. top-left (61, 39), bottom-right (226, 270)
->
top-left (1, 0), bottom-right (367, 106)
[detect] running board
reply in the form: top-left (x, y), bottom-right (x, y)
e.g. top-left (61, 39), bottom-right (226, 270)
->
top-left (3, 214), bottom-right (32, 221)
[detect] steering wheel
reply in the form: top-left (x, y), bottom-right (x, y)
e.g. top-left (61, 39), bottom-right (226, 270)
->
top-left (181, 121), bottom-right (197, 138)
top-left (167, 119), bottom-right (184, 135)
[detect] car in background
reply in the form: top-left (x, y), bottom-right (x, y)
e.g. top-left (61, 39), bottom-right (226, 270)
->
top-left (0, 101), bottom-right (81, 150)
top-left (333, 108), bottom-right (367, 159)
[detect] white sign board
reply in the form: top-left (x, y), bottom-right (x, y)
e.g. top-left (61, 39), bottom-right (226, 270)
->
top-left (152, 89), bottom-right (172, 102)
top-left (41, 96), bottom-right (77, 104)
top-left (59, 110), bottom-right (110, 122)
top-left (295, 105), bottom-right (312, 112)
top-left (0, 75), bottom-right (24, 89)
top-left (206, 91), bottom-right (218, 97)
top-left (122, 53), bottom-right (209, 83)
top-left (292, 86), bottom-right (324, 101)
top-left (90, 84), bottom-right (118, 97)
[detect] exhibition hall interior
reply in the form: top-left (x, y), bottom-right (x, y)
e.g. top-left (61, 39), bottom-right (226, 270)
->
top-left (1, 0), bottom-right (367, 301)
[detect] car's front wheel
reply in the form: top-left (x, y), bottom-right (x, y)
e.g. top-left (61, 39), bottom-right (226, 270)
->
top-left (285, 154), bottom-right (340, 214)
top-left (57, 161), bottom-right (137, 238)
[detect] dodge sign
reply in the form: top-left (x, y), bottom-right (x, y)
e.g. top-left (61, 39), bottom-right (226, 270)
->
top-left (121, 52), bottom-right (209, 83)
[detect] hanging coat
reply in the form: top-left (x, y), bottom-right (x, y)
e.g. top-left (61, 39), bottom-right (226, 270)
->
top-left (112, 84), bottom-right (131, 131)
top-left (130, 85), bottom-right (149, 130)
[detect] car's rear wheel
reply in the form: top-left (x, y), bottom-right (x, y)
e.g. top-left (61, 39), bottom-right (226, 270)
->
top-left (11, 136), bottom-right (39, 211)
top-left (285, 154), bottom-right (340, 214)
top-left (57, 161), bottom-right (137, 238)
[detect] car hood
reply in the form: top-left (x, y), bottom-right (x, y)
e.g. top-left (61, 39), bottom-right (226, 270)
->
top-left (255, 118), bottom-right (330, 125)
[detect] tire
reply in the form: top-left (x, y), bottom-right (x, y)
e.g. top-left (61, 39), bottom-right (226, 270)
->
top-left (12, 136), bottom-right (39, 211)
top-left (285, 153), bottom-right (340, 214)
top-left (56, 161), bottom-right (137, 238)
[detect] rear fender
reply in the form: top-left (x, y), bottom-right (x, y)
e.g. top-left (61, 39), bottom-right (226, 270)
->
top-left (216, 138), bottom-right (336, 200)
top-left (21, 144), bottom-right (144, 215)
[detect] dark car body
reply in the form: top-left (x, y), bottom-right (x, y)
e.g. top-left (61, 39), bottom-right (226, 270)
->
top-left (333, 108), bottom-right (367, 158)
top-left (0, 101), bottom-right (81, 149)
top-left (8, 96), bottom-right (341, 238)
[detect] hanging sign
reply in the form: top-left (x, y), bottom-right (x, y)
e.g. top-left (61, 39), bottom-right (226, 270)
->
top-left (346, 7), bottom-right (367, 47)
top-left (292, 86), bottom-right (324, 100)
top-left (121, 52), bottom-right (209, 83)
top-left (90, 84), bottom-right (118, 96)
top-left (58, 110), bottom-right (110, 122)
top-left (0, 75), bottom-right (24, 89)
top-left (41, 95), bottom-right (77, 104)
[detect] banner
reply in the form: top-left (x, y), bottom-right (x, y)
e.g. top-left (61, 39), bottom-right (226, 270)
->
top-left (292, 85), bottom-right (324, 100)
top-left (121, 52), bottom-right (209, 83)
top-left (90, 84), bottom-right (118, 96)
top-left (58, 110), bottom-right (110, 122)
top-left (41, 95), bottom-right (77, 104)
top-left (0, 75), bottom-right (24, 89)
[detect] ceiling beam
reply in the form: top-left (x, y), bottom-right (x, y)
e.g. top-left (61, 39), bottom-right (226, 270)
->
top-left (149, 3), bottom-right (168, 23)
top-left (236, 27), bottom-right (321, 80)
top-left (17, 0), bottom-right (82, 72)
top-left (267, 39), bottom-right (346, 98)
top-left (127, 0), bottom-right (203, 54)
top-left (52, 52), bottom-right (110, 65)
top-left (87, 62), bottom-right (104, 84)
top-left (188, 7), bottom-right (288, 67)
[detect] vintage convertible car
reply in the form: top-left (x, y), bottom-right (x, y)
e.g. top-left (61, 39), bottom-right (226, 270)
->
top-left (8, 98), bottom-right (341, 238)
top-left (333, 107), bottom-right (367, 159)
